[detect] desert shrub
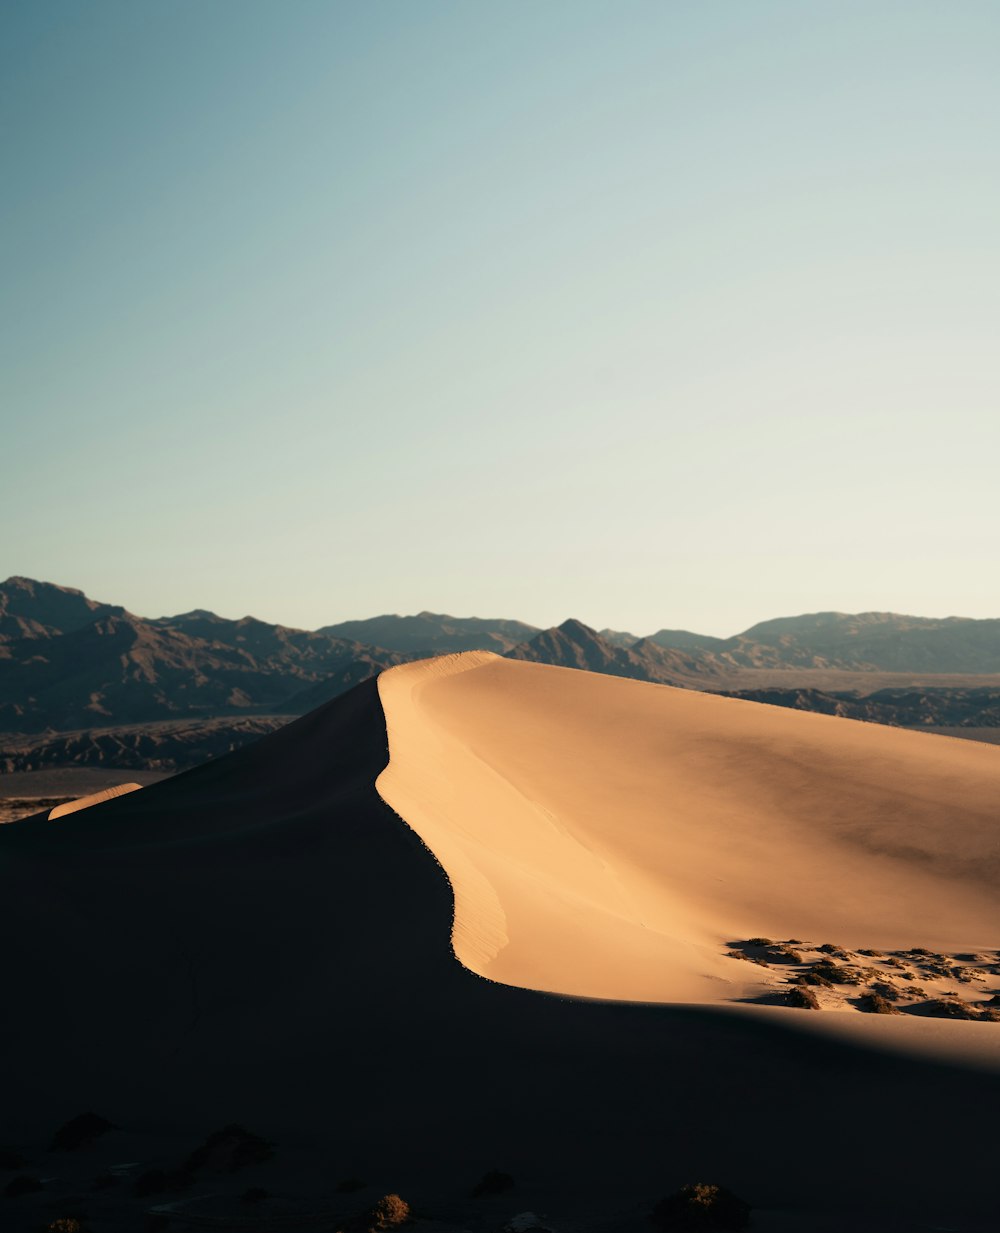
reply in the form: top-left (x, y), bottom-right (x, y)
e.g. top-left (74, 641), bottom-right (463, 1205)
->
top-left (651, 1182), bottom-right (751, 1231)
top-left (4, 1174), bottom-right (42, 1198)
top-left (812, 962), bottom-right (864, 985)
top-left (883, 957), bottom-right (905, 969)
top-left (870, 982), bottom-right (899, 1000)
top-left (51, 1113), bottom-right (114, 1152)
top-left (46, 1220), bottom-right (84, 1233)
top-left (786, 986), bottom-right (819, 1010)
top-left (796, 970), bottom-right (833, 987)
top-left (915, 998), bottom-right (979, 1020)
top-left (745, 938), bottom-right (773, 947)
top-left (184, 1125), bottom-right (272, 1173)
top-left (908, 947), bottom-right (933, 957)
top-left (859, 992), bottom-right (899, 1015)
top-left (765, 945), bottom-right (802, 963)
top-left (472, 1168), bottom-right (514, 1197)
top-left (858, 948), bottom-right (884, 957)
top-left (980, 1008), bottom-right (1000, 1022)
top-left (366, 1193), bottom-right (411, 1230)
top-left (726, 951), bottom-right (768, 966)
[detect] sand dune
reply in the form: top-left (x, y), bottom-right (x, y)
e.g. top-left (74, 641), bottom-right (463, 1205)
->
top-left (2, 663), bottom-right (999, 1229)
top-left (48, 781), bottom-right (143, 819)
top-left (377, 653), bottom-right (1000, 1050)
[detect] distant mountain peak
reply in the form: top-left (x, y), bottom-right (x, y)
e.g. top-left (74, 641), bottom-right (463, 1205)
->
top-left (556, 617), bottom-right (600, 639)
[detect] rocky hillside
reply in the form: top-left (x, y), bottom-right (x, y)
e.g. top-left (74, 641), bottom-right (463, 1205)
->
top-left (0, 715), bottom-right (290, 774)
top-left (0, 576), bottom-right (123, 643)
top-left (718, 685), bottom-right (1000, 733)
top-left (0, 579), bottom-right (409, 732)
top-left (646, 611), bottom-right (1000, 673)
top-left (506, 618), bottom-right (721, 686)
top-left (319, 610), bottom-right (539, 654)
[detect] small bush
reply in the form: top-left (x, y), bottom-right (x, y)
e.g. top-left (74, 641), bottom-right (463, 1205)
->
top-left (4, 1174), bottom-right (42, 1198)
top-left (46, 1220), bottom-right (84, 1233)
top-left (786, 986), bottom-right (819, 1010)
top-left (651, 1182), bottom-right (751, 1231)
top-left (766, 945), bottom-right (802, 963)
top-left (915, 998), bottom-right (979, 1020)
top-left (366, 1193), bottom-right (411, 1230)
top-left (812, 962), bottom-right (864, 985)
top-left (796, 969), bottom-right (833, 987)
top-left (472, 1169), bottom-right (514, 1197)
top-left (859, 993), bottom-right (899, 1015)
top-left (745, 938), bottom-right (773, 947)
top-left (857, 948), bottom-right (884, 957)
top-left (51, 1113), bottom-right (115, 1152)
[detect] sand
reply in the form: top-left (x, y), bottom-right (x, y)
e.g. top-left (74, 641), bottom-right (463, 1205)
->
top-left (1, 662), bottom-right (998, 1230)
top-left (377, 654), bottom-right (1000, 1038)
top-left (48, 782), bottom-right (144, 819)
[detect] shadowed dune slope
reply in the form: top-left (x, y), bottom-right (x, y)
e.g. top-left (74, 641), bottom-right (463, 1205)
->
top-left (2, 672), bottom-right (999, 1227)
top-left (377, 653), bottom-right (1000, 1006)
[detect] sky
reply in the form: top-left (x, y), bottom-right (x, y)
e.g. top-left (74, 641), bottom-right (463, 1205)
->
top-left (2, 1), bottom-right (999, 637)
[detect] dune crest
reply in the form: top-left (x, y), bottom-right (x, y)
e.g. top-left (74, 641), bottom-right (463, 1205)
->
top-left (48, 781), bottom-right (143, 819)
top-left (377, 653), bottom-right (1000, 1009)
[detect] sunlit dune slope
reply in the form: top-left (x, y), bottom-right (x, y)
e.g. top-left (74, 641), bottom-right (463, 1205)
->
top-left (377, 652), bottom-right (1000, 1004)
top-left (48, 781), bottom-right (143, 819)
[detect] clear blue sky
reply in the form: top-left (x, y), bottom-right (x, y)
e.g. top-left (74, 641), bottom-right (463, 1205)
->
top-left (3, 1), bottom-right (998, 636)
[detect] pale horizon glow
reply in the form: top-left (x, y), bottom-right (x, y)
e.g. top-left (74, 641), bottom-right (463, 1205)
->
top-left (3, 1), bottom-right (999, 638)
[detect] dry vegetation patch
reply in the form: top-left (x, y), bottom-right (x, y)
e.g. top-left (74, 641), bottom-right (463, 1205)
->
top-left (726, 938), bottom-right (1000, 1019)
top-left (365, 1192), bottom-right (411, 1230)
top-left (651, 1182), bottom-right (751, 1231)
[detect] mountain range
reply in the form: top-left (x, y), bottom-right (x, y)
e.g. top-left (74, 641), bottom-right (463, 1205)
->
top-left (4, 575), bottom-right (1000, 772)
